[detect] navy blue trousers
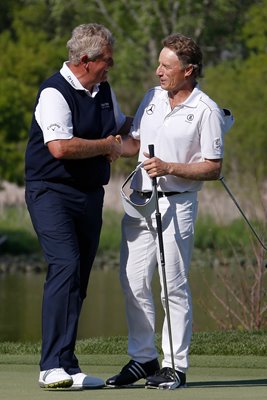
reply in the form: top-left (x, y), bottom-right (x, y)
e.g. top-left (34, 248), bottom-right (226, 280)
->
top-left (25, 181), bottom-right (104, 373)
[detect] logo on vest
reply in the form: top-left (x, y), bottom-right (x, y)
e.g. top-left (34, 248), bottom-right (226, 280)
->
top-left (146, 104), bottom-right (155, 115)
top-left (101, 102), bottom-right (110, 109)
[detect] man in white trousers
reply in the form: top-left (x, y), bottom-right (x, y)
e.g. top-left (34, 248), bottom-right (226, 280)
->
top-left (106, 33), bottom-right (234, 389)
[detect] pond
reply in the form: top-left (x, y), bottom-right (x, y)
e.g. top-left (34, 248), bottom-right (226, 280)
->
top-left (0, 264), bottom-right (221, 342)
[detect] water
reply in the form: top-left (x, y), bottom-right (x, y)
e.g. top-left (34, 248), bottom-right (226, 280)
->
top-left (0, 266), bottom-right (219, 342)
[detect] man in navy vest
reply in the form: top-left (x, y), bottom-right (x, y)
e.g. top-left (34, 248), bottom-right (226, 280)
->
top-left (25, 23), bottom-right (132, 390)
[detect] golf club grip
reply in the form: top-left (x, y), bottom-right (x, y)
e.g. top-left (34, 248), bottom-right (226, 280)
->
top-left (148, 144), bottom-right (157, 187)
top-left (148, 144), bottom-right (155, 158)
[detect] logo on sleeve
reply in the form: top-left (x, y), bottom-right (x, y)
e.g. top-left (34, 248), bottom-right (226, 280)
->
top-left (213, 138), bottom-right (222, 150)
top-left (47, 123), bottom-right (61, 131)
top-left (146, 104), bottom-right (155, 115)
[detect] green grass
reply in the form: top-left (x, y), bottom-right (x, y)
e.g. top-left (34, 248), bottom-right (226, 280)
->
top-left (0, 333), bottom-right (266, 400)
top-left (1, 353), bottom-right (267, 370)
top-left (189, 331), bottom-right (267, 356)
top-left (1, 331), bottom-right (266, 356)
top-left (0, 361), bottom-right (266, 400)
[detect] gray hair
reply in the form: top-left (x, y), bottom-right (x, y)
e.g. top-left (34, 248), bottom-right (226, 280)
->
top-left (162, 33), bottom-right (203, 78)
top-left (67, 23), bottom-right (114, 64)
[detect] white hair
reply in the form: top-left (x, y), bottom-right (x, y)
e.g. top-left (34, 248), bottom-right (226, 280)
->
top-left (66, 23), bottom-right (114, 64)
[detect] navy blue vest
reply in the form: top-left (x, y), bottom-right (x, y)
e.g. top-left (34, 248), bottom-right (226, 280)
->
top-left (25, 72), bottom-right (117, 188)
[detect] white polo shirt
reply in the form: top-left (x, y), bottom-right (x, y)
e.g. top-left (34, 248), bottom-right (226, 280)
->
top-left (35, 62), bottom-right (126, 144)
top-left (130, 85), bottom-right (234, 192)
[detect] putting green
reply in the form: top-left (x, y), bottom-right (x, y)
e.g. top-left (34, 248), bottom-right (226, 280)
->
top-left (0, 355), bottom-right (266, 400)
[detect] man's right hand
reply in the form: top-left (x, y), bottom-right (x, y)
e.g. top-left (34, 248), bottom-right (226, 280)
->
top-left (47, 135), bottom-right (123, 161)
top-left (105, 135), bottom-right (122, 162)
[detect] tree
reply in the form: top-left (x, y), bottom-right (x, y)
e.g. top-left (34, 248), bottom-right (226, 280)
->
top-left (0, 0), bottom-right (264, 184)
top-left (0, 2), bottom-right (66, 184)
top-left (202, 0), bottom-right (267, 180)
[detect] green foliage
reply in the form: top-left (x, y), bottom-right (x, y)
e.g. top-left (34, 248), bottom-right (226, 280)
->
top-left (0, 228), bottom-right (40, 254)
top-left (0, 341), bottom-right (41, 355)
top-left (0, 205), bottom-right (265, 258)
top-left (76, 336), bottom-right (128, 355)
top-left (189, 330), bottom-right (267, 356)
top-left (201, 0), bottom-right (267, 180)
top-left (241, 0), bottom-right (267, 53)
top-left (0, 206), bottom-right (40, 254)
top-left (0, 0), bottom-right (265, 185)
top-left (98, 209), bottom-right (123, 253)
top-left (0, 3), bottom-right (66, 184)
top-left (202, 54), bottom-right (267, 180)
top-left (194, 215), bottom-right (264, 255)
top-left (0, 331), bottom-right (266, 355)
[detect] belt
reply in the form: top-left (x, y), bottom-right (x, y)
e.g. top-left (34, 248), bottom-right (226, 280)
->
top-left (137, 191), bottom-right (182, 199)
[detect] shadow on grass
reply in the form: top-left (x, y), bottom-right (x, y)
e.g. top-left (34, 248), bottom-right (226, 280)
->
top-left (45, 380), bottom-right (267, 391)
top-left (44, 384), bottom-right (146, 391)
top-left (188, 378), bottom-right (267, 388)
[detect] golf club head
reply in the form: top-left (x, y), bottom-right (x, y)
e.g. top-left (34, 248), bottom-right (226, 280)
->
top-left (158, 380), bottom-right (183, 390)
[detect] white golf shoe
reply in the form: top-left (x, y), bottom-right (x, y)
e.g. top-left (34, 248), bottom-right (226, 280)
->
top-left (39, 368), bottom-right (73, 388)
top-left (71, 372), bottom-right (105, 389)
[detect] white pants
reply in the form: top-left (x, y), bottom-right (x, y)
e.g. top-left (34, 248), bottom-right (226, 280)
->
top-left (120, 192), bottom-right (198, 373)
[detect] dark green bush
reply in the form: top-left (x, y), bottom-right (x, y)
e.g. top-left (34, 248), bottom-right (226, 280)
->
top-left (0, 206), bottom-right (265, 258)
top-left (195, 216), bottom-right (265, 256)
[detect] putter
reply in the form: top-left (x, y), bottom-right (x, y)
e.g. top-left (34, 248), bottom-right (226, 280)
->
top-left (148, 144), bottom-right (180, 389)
top-left (219, 176), bottom-right (267, 256)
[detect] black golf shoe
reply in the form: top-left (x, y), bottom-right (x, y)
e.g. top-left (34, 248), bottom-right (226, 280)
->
top-left (106, 359), bottom-right (160, 387)
top-left (145, 367), bottom-right (186, 389)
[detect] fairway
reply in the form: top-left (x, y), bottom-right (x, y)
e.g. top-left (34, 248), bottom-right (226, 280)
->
top-left (0, 354), bottom-right (266, 400)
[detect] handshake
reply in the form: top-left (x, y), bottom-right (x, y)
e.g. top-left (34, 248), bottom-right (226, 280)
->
top-left (105, 134), bottom-right (122, 162)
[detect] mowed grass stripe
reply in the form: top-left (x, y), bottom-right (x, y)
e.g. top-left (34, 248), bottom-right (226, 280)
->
top-left (0, 362), bottom-right (266, 400)
top-left (1, 354), bottom-right (267, 369)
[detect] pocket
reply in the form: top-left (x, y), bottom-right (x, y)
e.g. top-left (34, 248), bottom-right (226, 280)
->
top-left (176, 200), bottom-right (196, 239)
top-left (25, 182), bottom-right (48, 203)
